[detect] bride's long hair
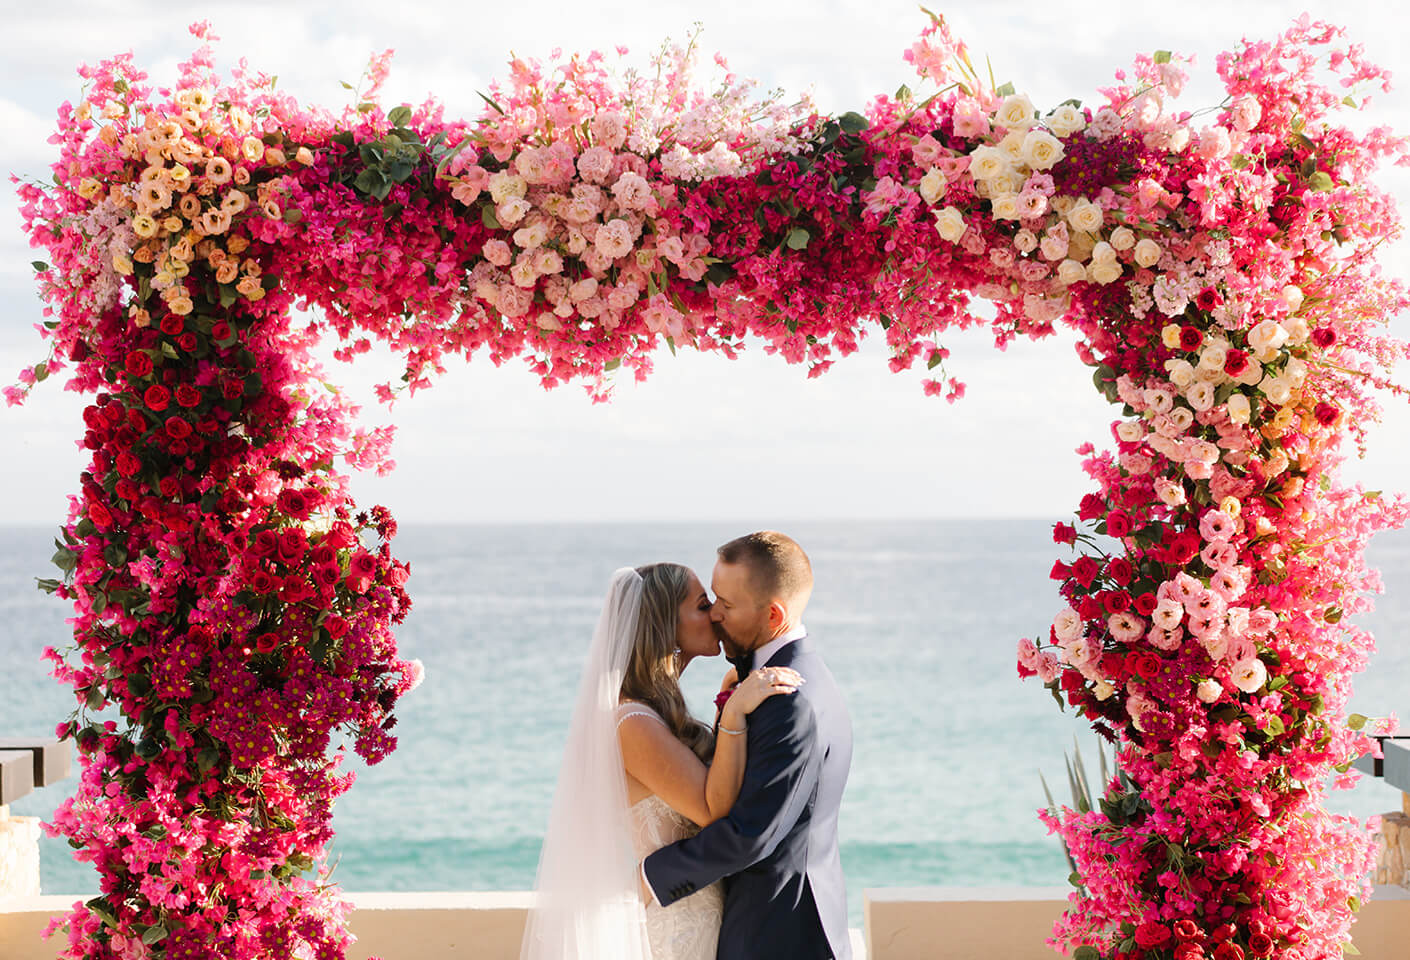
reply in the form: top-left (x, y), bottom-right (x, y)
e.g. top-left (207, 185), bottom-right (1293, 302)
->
top-left (623, 562), bottom-right (715, 761)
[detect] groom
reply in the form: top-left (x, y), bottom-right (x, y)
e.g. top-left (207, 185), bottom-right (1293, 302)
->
top-left (642, 531), bottom-right (854, 959)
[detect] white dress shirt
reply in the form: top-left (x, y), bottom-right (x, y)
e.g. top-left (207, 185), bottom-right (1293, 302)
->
top-left (640, 622), bottom-right (808, 905)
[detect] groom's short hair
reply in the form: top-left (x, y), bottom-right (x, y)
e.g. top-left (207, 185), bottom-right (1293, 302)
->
top-left (717, 531), bottom-right (813, 604)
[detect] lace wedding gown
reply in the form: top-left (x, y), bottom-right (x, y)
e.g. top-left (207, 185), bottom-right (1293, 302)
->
top-left (618, 705), bottom-right (726, 960)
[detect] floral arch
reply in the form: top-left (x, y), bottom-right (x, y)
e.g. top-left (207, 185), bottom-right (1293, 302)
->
top-left (11, 13), bottom-right (1410, 960)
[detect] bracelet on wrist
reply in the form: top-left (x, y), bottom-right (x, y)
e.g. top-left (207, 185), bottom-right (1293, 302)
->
top-left (718, 721), bottom-right (746, 736)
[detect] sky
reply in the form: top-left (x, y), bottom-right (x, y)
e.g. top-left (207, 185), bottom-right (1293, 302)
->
top-left (2, 1), bottom-right (1408, 525)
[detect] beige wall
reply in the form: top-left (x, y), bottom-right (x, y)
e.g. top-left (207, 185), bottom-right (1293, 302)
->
top-left (2, 888), bottom-right (1406, 959)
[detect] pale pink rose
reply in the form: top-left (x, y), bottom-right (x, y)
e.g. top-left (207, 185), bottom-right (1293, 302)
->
top-left (1200, 541), bottom-right (1239, 571)
top-left (1229, 94), bottom-right (1262, 133)
top-left (951, 98), bottom-right (991, 138)
top-left (1187, 613), bottom-right (1223, 641)
top-left (576, 295), bottom-right (605, 318)
top-left (1147, 626), bottom-right (1184, 651)
top-left (1231, 657), bottom-right (1267, 694)
top-left (1152, 598), bottom-right (1184, 631)
top-left (1196, 678), bottom-right (1223, 703)
top-left (594, 218), bottom-right (635, 260)
top-left (563, 198), bottom-right (600, 224)
top-left (656, 235), bottom-right (687, 265)
top-left (1210, 567), bottom-right (1247, 602)
top-left (590, 111), bottom-right (629, 149)
top-left (568, 277), bottom-right (598, 302)
top-left (1184, 459), bottom-right (1214, 480)
top-left (1173, 573), bottom-right (1204, 604)
top-left (532, 248), bottom-right (564, 275)
top-left (577, 146), bottom-right (615, 184)
top-left (1197, 126), bottom-right (1232, 161)
top-left (1108, 612), bottom-right (1145, 643)
top-left (1189, 589), bottom-right (1226, 620)
top-left (605, 282), bottom-right (640, 311)
top-left (1226, 636), bottom-right (1257, 664)
top-left (496, 284), bottom-right (533, 317)
top-left (1247, 608), bottom-right (1278, 634)
top-left (1017, 637), bottom-right (1040, 669)
top-left (641, 293), bottom-right (685, 338)
top-left (1224, 607), bottom-right (1250, 637)
top-left (1016, 190), bottom-right (1048, 218)
top-left (1154, 478), bottom-right (1187, 507)
top-left (912, 134), bottom-right (945, 167)
top-left (509, 257), bottom-right (539, 288)
top-left (1036, 652), bottom-right (1060, 683)
top-left (1201, 630), bottom-right (1229, 662)
top-left (482, 239), bottom-right (513, 267)
top-left (496, 196), bottom-right (531, 226)
top-left (1053, 606), bottom-right (1084, 642)
top-left (611, 171), bottom-right (655, 212)
top-left (1199, 509), bottom-right (1235, 543)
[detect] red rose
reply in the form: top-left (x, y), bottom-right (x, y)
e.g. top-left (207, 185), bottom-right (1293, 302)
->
top-left (126, 408), bottom-right (147, 432)
top-left (1077, 595), bottom-right (1103, 620)
top-left (1135, 921), bottom-right (1172, 949)
top-left (82, 405), bottom-right (105, 430)
top-left (251, 569), bottom-right (278, 594)
top-left (1106, 510), bottom-right (1133, 538)
top-left (211, 321), bottom-right (233, 342)
top-left (160, 314), bottom-right (184, 336)
top-left (1128, 651), bottom-right (1162, 680)
top-left (1313, 402), bottom-right (1339, 427)
top-left (1071, 556), bottom-right (1100, 587)
top-left (1195, 287), bottom-right (1223, 312)
top-left (324, 615), bottom-right (349, 639)
top-left (158, 476), bottom-right (180, 498)
top-left (278, 577), bottom-right (314, 604)
top-left (1135, 592), bottom-right (1159, 616)
top-left (115, 451), bottom-right (141, 477)
top-left (175, 384), bottom-right (201, 408)
top-left (313, 564), bottom-right (341, 588)
top-left (1078, 493), bottom-right (1105, 521)
top-left (125, 351), bottom-right (153, 378)
top-left (1052, 522), bottom-right (1077, 545)
top-left (164, 416), bottom-right (192, 440)
top-left (177, 332), bottom-right (198, 352)
top-left (1103, 591), bottom-right (1131, 614)
top-left (1106, 557), bottom-right (1133, 585)
top-left (278, 488), bottom-right (312, 520)
top-left (1175, 944), bottom-right (1205, 960)
top-left (222, 378), bottom-right (244, 400)
top-left (1224, 349), bottom-right (1250, 377)
top-left (386, 563), bottom-right (409, 588)
top-left (350, 551), bottom-right (378, 578)
top-left (144, 384), bottom-right (171, 411)
top-left (1214, 943), bottom-right (1245, 960)
top-left (1210, 925), bottom-right (1237, 944)
top-left (277, 528), bottom-right (308, 564)
top-left (1310, 327), bottom-right (1337, 349)
top-left (324, 521), bottom-right (358, 550)
top-left (1248, 933), bottom-right (1273, 957)
top-left (255, 632), bottom-right (281, 654)
top-left (1174, 919), bottom-right (1202, 943)
top-left (345, 573), bottom-right (373, 594)
top-left (115, 479), bottom-right (141, 501)
top-left (310, 543), bottom-right (337, 566)
top-left (252, 530), bottom-right (278, 558)
top-left (88, 501), bottom-right (112, 527)
top-left (1050, 560), bottom-right (1071, 580)
top-left (1179, 325), bottom-right (1203, 351)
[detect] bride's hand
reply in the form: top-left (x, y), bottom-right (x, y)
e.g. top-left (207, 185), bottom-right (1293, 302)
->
top-left (721, 667), bottom-right (804, 727)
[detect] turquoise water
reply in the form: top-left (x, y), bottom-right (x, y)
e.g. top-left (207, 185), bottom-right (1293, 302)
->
top-left (4, 520), bottom-right (1408, 928)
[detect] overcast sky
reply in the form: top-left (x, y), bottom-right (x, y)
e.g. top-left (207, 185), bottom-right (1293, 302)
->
top-left (2, 1), bottom-right (1407, 525)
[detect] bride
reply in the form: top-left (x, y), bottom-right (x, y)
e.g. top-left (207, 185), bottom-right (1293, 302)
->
top-left (520, 563), bottom-right (802, 960)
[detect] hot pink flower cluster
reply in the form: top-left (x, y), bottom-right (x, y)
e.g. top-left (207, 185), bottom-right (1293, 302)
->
top-left (11, 13), bottom-right (1410, 960)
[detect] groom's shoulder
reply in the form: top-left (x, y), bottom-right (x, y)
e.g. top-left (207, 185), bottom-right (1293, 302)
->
top-left (752, 684), bottom-right (818, 740)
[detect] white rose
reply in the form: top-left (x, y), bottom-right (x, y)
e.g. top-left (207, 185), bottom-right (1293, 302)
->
top-left (1056, 258), bottom-right (1087, 285)
top-left (996, 93), bottom-right (1037, 130)
top-left (496, 196), bottom-right (531, 226)
top-left (1089, 259), bottom-right (1123, 285)
top-left (1283, 356), bottom-right (1308, 388)
top-left (1283, 317), bottom-right (1310, 345)
top-left (1170, 406), bottom-right (1196, 432)
top-left (1226, 393), bottom-right (1251, 424)
top-left (1067, 198), bottom-right (1104, 233)
top-left (1280, 284), bottom-right (1304, 313)
top-left (968, 145), bottom-right (1009, 182)
top-left (1046, 104), bottom-right (1086, 138)
top-left (1165, 358), bottom-right (1196, 388)
top-left (1259, 374), bottom-right (1292, 406)
top-left (1093, 679), bottom-right (1116, 701)
top-left (990, 193), bottom-right (1022, 220)
top-left (918, 167), bottom-right (948, 205)
top-left (1198, 343), bottom-right (1228, 372)
top-left (1021, 129), bottom-right (1065, 170)
top-left (1110, 226), bottom-right (1136, 251)
top-left (1248, 320), bottom-right (1289, 354)
top-left (997, 131), bottom-right (1027, 163)
top-left (1013, 229), bottom-right (1039, 253)
top-left (933, 206), bottom-right (967, 242)
top-left (1161, 324), bottom-right (1183, 349)
top-left (1186, 380), bottom-right (1216, 412)
top-left (1231, 657), bottom-right (1268, 694)
top-left (1133, 238), bottom-right (1162, 268)
top-left (1196, 678), bottom-right (1223, 703)
top-left (1090, 241), bottom-right (1117, 264)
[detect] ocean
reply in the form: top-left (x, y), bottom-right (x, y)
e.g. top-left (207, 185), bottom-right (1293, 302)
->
top-left (3, 520), bottom-right (1408, 928)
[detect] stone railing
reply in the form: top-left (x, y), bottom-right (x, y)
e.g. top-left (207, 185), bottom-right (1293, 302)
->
top-left (0, 738), bottom-right (71, 900)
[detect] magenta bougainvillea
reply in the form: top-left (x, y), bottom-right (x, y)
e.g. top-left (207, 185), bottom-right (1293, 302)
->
top-left (11, 13), bottom-right (1410, 960)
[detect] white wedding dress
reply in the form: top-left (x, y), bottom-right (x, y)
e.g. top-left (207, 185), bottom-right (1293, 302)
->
top-left (618, 704), bottom-right (726, 960)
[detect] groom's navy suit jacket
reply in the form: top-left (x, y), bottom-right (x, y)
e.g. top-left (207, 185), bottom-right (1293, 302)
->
top-left (644, 636), bottom-right (853, 959)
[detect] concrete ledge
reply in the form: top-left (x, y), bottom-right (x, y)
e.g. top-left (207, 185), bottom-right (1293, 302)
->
top-left (2, 888), bottom-right (1405, 959)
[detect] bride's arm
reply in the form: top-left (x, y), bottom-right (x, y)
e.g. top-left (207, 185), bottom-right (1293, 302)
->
top-left (618, 668), bottom-right (802, 828)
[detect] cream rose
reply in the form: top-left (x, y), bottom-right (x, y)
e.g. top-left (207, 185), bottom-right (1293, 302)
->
top-left (1196, 678), bottom-right (1223, 703)
top-left (1056, 258), bottom-right (1087, 285)
top-left (1231, 657), bottom-right (1268, 694)
top-left (933, 206), bottom-right (967, 242)
top-left (1021, 129), bottom-right (1065, 170)
top-left (1280, 284), bottom-right (1304, 313)
top-left (1067, 198), bottom-right (1103, 233)
top-left (1089, 259), bottom-right (1123, 284)
top-left (1133, 238), bottom-right (1162, 268)
top-left (1226, 393), bottom-right (1251, 424)
top-left (1165, 358), bottom-right (1196, 388)
top-left (995, 93), bottom-right (1037, 130)
top-left (1248, 320), bottom-right (1289, 354)
top-left (1186, 380), bottom-right (1216, 412)
top-left (918, 167), bottom-right (948, 204)
top-left (1045, 104), bottom-right (1086, 138)
top-left (989, 193), bottom-right (1021, 220)
top-left (1110, 226), bottom-right (1136, 251)
top-left (968, 145), bottom-right (1009, 182)
top-left (1161, 324), bottom-right (1183, 349)
top-left (488, 171), bottom-right (528, 203)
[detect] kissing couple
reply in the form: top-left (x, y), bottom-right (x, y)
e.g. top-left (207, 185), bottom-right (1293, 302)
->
top-left (520, 531), bottom-right (854, 959)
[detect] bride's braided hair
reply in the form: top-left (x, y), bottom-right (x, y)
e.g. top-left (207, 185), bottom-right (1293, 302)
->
top-left (622, 562), bottom-right (715, 761)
